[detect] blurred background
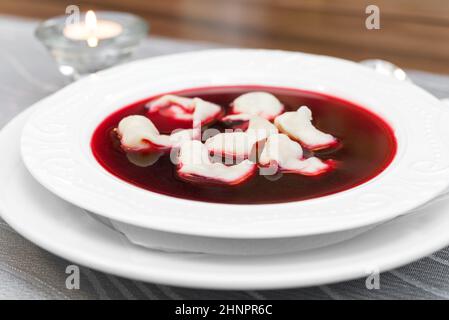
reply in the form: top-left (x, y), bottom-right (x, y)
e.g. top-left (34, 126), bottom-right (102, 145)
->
top-left (1, 0), bottom-right (448, 73)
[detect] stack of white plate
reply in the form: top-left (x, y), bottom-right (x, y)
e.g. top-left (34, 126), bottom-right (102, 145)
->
top-left (2, 49), bottom-right (449, 290)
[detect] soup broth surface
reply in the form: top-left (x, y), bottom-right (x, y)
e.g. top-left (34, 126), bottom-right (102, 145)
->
top-left (91, 86), bottom-right (397, 204)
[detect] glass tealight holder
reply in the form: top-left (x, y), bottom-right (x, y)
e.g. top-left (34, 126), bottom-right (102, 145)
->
top-left (35, 11), bottom-right (148, 81)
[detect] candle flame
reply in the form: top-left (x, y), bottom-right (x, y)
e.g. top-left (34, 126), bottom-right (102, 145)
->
top-left (86, 10), bottom-right (97, 30)
top-left (85, 10), bottom-right (98, 47)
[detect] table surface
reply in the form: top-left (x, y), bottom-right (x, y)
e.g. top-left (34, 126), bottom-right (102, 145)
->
top-left (1, 15), bottom-right (449, 300)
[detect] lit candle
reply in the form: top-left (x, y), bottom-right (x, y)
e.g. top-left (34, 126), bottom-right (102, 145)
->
top-left (36, 10), bottom-right (147, 80)
top-left (63, 10), bottom-right (123, 47)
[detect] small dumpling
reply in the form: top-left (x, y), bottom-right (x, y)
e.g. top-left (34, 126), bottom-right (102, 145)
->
top-left (177, 140), bottom-right (256, 185)
top-left (259, 133), bottom-right (333, 176)
top-left (228, 92), bottom-right (284, 121)
top-left (146, 95), bottom-right (222, 127)
top-left (205, 115), bottom-right (278, 159)
top-left (116, 115), bottom-right (197, 153)
top-left (274, 106), bottom-right (338, 150)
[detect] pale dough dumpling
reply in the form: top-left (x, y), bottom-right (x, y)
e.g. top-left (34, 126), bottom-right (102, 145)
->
top-left (177, 140), bottom-right (256, 185)
top-left (259, 133), bottom-right (333, 176)
top-left (274, 106), bottom-right (337, 150)
top-left (205, 115), bottom-right (278, 158)
top-left (117, 115), bottom-right (197, 152)
top-left (117, 115), bottom-right (171, 152)
top-left (146, 95), bottom-right (222, 127)
top-left (228, 92), bottom-right (284, 121)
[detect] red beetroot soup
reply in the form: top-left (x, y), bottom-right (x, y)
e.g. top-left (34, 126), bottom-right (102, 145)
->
top-left (91, 86), bottom-right (397, 204)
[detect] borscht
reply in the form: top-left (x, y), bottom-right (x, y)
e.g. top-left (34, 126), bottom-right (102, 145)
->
top-left (91, 86), bottom-right (396, 204)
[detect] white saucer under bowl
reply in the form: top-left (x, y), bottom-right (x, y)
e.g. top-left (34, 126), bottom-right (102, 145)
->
top-left (20, 49), bottom-right (449, 239)
top-left (4, 108), bottom-right (449, 289)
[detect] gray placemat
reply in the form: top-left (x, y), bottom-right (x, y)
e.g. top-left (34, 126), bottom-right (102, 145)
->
top-left (1, 15), bottom-right (449, 300)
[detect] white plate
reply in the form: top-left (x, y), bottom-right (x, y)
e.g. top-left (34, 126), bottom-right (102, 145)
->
top-left (4, 108), bottom-right (449, 289)
top-left (21, 49), bottom-right (449, 239)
